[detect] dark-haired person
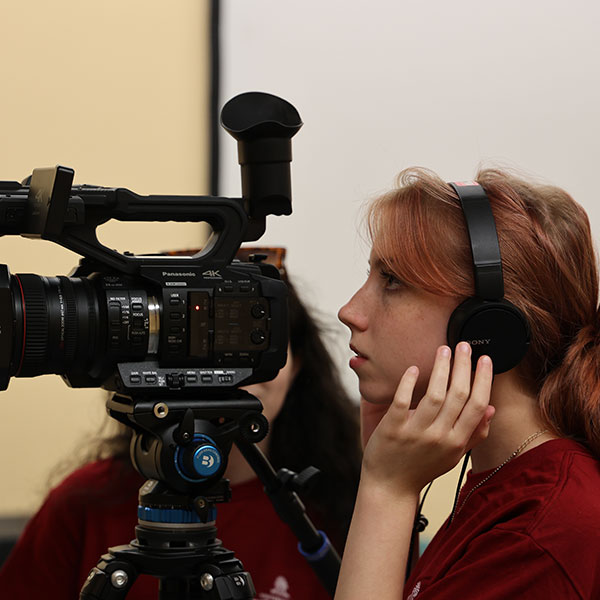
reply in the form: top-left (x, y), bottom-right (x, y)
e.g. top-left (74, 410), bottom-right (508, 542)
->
top-left (334, 169), bottom-right (600, 599)
top-left (0, 248), bottom-right (361, 599)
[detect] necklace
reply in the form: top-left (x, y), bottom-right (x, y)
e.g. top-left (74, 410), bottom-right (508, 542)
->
top-left (451, 429), bottom-right (548, 522)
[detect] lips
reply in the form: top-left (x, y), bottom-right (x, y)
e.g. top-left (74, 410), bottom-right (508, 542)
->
top-left (350, 344), bottom-right (367, 359)
top-left (349, 344), bottom-right (368, 370)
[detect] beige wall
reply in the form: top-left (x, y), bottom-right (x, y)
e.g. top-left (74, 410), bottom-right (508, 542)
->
top-left (0, 1), bottom-right (211, 516)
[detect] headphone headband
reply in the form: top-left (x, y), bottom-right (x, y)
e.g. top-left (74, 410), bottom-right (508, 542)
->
top-left (449, 181), bottom-right (504, 300)
top-left (447, 180), bottom-right (530, 373)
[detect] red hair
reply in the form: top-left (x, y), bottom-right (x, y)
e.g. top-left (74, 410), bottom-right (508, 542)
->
top-left (368, 167), bottom-right (600, 456)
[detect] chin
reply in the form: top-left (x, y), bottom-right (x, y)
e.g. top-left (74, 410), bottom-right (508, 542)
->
top-left (358, 382), bottom-right (395, 405)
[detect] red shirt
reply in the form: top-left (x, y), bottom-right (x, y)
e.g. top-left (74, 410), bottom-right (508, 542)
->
top-left (405, 438), bottom-right (600, 599)
top-left (0, 458), bottom-right (331, 599)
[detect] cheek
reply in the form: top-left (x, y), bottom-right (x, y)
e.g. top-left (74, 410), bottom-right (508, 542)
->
top-left (412, 353), bottom-right (438, 400)
top-left (409, 302), bottom-right (457, 397)
top-left (375, 306), bottom-right (451, 395)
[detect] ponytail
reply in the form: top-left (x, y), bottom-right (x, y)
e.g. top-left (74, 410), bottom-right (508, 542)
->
top-left (538, 315), bottom-right (600, 456)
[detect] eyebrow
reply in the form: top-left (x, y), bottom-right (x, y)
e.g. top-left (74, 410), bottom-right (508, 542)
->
top-left (369, 256), bottom-right (387, 270)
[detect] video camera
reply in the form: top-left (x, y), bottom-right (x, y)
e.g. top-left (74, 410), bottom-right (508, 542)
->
top-left (0, 92), bottom-right (302, 397)
top-left (0, 93), bottom-right (341, 599)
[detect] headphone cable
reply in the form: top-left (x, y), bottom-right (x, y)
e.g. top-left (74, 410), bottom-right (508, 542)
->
top-left (405, 450), bottom-right (473, 579)
top-left (448, 450), bottom-right (471, 526)
top-left (406, 479), bottom-right (433, 580)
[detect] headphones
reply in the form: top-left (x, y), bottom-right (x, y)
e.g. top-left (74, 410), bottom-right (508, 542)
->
top-left (446, 181), bottom-right (530, 374)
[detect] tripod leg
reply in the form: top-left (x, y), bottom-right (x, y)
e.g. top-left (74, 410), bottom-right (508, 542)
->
top-left (159, 577), bottom-right (190, 599)
top-left (80, 554), bottom-right (138, 600)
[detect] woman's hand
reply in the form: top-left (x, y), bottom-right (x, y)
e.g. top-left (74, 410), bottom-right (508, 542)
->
top-left (360, 342), bottom-right (495, 497)
top-left (360, 399), bottom-right (390, 449)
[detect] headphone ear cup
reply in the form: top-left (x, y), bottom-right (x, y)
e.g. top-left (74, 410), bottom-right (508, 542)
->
top-left (447, 298), bottom-right (530, 374)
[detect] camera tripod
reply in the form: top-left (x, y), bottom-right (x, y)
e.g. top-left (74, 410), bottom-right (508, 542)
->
top-left (79, 391), bottom-right (340, 599)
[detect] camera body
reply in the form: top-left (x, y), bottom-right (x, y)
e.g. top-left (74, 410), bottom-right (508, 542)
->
top-left (0, 92), bottom-right (302, 397)
top-left (0, 251), bottom-right (287, 396)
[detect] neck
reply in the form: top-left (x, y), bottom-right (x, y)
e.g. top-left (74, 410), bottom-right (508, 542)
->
top-left (470, 369), bottom-right (554, 473)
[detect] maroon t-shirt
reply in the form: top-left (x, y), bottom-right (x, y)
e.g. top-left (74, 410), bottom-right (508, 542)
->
top-left (405, 438), bottom-right (600, 599)
top-left (0, 458), bottom-right (331, 599)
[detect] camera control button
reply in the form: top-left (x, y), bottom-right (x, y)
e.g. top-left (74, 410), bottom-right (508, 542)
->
top-left (239, 353), bottom-right (254, 365)
top-left (171, 312), bottom-right (182, 320)
top-left (144, 374), bottom-right (157, 384)
top-left (201, 374), bottom-right (213, 384)
top-left (108, 302), bottom-right (121, 326)
top-left (166, 372), bottom-right (185, 388)
top-left (129, 374), bottom-right (142, 385)
top-left (132, 317), bottom-right (144, 329)
top-left (251, 304), bottom-right (266, 319)
top-left (250, 329), bottom-right (266, 344)
top-left (186, 373), bottom-right (198, 384)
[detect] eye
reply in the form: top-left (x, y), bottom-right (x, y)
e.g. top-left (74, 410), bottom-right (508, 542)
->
top-left (379, 269), bottom-right (404, 291)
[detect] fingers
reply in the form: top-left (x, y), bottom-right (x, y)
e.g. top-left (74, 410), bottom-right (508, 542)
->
top-left (464, 405), bottom-right (496, 452)
top-left (412, 346), bottom-right (451, 427)
top-left (454, 355), bottom-right (494, 440)
top-left (387, 365), bottom-right (419, 423)
top-left (384, 345), bottom-right (493, 448)
top-left (413, 343), bottom-right (493, 450)
top-left (436, 342), bottom-right (475, 426)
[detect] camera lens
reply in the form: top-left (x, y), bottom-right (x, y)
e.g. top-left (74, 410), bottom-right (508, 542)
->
top-left (12, 274), bottom-right (99, 378)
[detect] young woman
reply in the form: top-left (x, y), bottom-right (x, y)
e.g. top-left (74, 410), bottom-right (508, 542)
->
top-left (335, 168), bottom-right (600, 599)
top-left (0, 248), bottom-right (361, 599)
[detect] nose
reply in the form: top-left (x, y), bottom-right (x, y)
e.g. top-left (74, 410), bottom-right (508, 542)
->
top-left (338, 287), bottom-right (368, 332)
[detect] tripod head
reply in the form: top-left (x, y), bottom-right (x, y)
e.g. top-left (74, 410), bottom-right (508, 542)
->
top-left (80, 389), bottom-right (340, 599)
top-left (108, 390), bottom-right (268, 496)
top-left (80, 390), bottom-right (269, 599)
